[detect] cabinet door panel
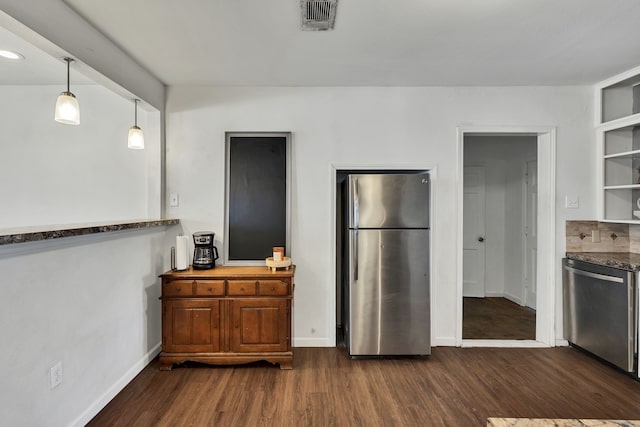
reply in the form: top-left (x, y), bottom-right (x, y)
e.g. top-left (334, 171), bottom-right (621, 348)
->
top-left (163, 300), bottom-right (220, 353)
top-left (231, 299), bottom-right (289, 352)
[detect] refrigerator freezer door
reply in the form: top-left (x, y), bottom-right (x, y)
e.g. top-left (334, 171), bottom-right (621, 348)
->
top-left (348, 174), bottom-right (430, 229)
top-left (348, 229), bottom-right (430, 355)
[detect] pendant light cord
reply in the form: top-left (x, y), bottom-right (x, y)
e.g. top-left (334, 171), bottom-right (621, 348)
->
top-left (63, 57), bottom-right (73, 93)
top-left (134, 99), bottom-right (139, 126)
top-left (66, 59), bottom-right (70, 93)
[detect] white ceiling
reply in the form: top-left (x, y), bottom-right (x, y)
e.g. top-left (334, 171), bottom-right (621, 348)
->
top-left (4, 0), bottom-right (640, 87)
top-left (62, 0), bottom-right (640, 86)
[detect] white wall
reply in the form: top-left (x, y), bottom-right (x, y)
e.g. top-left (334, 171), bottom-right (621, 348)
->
top-left (464, 136), bottom-right (537, 301)
top-left (0, 227), bottom-right (181, 426)
top-left (0, 84), bottom-right (169, 426)
top-left (165, 85), bottom-right (595, 347)
top-left (0, 85), bottom-right (161, 228)
top-left (0, 5), bottom-right (171, 426)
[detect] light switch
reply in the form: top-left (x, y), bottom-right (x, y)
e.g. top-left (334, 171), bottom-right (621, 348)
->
top-left (591, 230), bottom-right (600, 243)
top-left (169, 193), bottom-right (179, 207)
top-left (565, 195), bottom-right (579, 209)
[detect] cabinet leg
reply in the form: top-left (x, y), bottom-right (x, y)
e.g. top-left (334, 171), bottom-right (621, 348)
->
top-left (159, 360), bottom-right (173, 371)
top-left (279, 360), bottom-right (293, 370)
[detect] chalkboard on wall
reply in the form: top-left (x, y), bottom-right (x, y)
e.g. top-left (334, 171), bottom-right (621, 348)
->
top-left (225, 133), bottom-right (290, 263)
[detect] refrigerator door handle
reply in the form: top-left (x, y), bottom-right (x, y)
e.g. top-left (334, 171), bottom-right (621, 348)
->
top-left (353, 177), bottom-right (359, 228)
top-left (353, 229), bottom-right (358, 281)
top-left (353, 176), bottom-right (359, 280)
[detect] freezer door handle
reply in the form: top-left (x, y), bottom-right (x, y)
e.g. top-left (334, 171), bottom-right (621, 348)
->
top-left (353, 229), bottom-right (358, 281)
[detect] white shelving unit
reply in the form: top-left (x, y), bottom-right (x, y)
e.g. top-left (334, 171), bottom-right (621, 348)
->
top-left (596, 65), bottom-right (640, 223)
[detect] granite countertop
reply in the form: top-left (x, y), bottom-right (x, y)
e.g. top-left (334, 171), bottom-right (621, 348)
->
top-left (487, 418), bottom-right (640, 426)
top-left (0, 219), bottom-right (179, 246)
top-left (565, 252), bottom-right (640, 271)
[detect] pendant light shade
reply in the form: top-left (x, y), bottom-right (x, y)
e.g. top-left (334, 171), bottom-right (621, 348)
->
top-left (55, 58), bottom-right (80, 125)
top-left (128, 99), bottom-right (144, 149)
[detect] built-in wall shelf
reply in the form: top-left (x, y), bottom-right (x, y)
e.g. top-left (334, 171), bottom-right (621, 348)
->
top-left (604, 185), bottom-right (640, 190)
top-left (0, 219), bottom-right (179, 246)
top-left (596, 64), bottom-right (640, 126)
top-left (597, 65), bottom-right (640, 223)
top-left (604, 149), bottom-right (640, 159)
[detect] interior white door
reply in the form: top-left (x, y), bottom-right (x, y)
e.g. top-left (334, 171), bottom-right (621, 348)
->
top-left (463, 166), bottom-right (486, 298)
top-left (524, 160), bottom-right (537, 309)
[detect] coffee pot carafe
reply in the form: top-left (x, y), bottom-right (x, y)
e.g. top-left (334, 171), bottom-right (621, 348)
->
top-left (192, 231), bottom-right (219, 269)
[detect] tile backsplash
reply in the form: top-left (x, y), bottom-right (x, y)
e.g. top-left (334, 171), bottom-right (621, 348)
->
top-left (566, 220), bottom-right (640, 253)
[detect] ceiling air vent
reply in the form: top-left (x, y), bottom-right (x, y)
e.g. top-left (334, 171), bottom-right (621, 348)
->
top-left (301, 0), bottom-right (338, 31)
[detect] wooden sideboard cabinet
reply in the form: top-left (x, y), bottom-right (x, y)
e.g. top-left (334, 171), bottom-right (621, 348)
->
top-left (159, 265), bottom-right (294, 370)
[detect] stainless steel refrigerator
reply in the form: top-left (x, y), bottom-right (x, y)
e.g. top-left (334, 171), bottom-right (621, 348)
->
top-left (345, 173), bottom-right (430, 356)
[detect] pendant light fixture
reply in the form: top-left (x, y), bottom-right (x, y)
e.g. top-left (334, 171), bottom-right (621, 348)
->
top-left (128, 99), bottom-right (144, 149)
top-left (54, 57), bottom-right (80, 125)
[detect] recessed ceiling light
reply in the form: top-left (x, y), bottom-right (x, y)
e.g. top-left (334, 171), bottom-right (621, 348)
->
top-left (0, 50), bottom-right (25, 60)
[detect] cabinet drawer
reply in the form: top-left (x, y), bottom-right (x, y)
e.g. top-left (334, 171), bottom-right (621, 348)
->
top-left (163, 280), bottom-right (193, 297)
top-left (259, 280), bottom-right (289, 296)
top-left (194, 280), bottom-right (225, 296)
top-left (227, 280), bottom-right (257, 296)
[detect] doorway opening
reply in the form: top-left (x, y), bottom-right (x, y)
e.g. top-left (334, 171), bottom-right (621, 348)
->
top-left (457, 128), bottom-right (556, 347)
top-left (463, 135), bottom-right (537, 339)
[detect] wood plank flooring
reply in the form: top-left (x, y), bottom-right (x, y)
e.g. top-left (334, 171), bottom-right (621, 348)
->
top-left (88, 346), bottom-right (640, 426)
top-left (463, 297), bottom-right (536, 340)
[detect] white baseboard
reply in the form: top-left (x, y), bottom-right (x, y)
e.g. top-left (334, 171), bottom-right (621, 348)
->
top-left (432, 336), bottom-right (456, 347)
top-left (484, 291), bottom-right (503, 297)
top-left (555, 339), bottom-right (569, 347)
top-left (293, 337), bottom-right (333, 347)
top-left (69, 342), bottom-right (162, 427)
top-left (475, 292), bottom-right (524, 306)
top-left (503, 293), bottom-right (523, 306)
top-left (461, 339), bottom-right (548, 348)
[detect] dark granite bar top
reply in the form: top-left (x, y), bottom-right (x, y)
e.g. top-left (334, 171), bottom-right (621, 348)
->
top-left (566, 252), bottom-right (640, 271)
top-left (0, 219), bottom-right (179, 246)
top-left (487, 418), bottom-right (640, 426)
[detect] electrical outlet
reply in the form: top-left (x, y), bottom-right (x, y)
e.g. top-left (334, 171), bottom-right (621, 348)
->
top-left (50, 361), bottom-right (62, 389)
top-left (169, 193), bottom-right (179, 207)
top-left (591, 229), bottom-right (601, 243)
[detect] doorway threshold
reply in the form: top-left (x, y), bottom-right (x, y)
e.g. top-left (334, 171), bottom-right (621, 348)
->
top-left (461, 339), bottom-right (548, 348)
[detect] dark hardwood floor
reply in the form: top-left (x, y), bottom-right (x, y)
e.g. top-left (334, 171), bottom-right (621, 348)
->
top-left (463, 297), bottom-right (536, 340)
top-left (88, 346), bottom-right (640, 426)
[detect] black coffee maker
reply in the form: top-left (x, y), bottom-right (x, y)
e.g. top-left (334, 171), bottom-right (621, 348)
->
top-left (192, 231), bottom-right (219, 269)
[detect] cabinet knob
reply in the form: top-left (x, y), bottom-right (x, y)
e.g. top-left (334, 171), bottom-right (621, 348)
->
top-left (271, 287), bottom-right (275, 291)
top-left (240, 287), bottom-right (244, 291)
top-left (175, 287), bottom-right (181, 291)
top-left (208, 287), bottom-right (212, 292)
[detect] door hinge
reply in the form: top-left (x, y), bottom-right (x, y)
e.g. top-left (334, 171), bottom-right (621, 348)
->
top-left (286, 306), bottom-right (290, 315)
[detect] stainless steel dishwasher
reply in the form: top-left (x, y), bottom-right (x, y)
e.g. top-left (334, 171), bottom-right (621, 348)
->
top-left (563, 258), bottom-right (636, 372)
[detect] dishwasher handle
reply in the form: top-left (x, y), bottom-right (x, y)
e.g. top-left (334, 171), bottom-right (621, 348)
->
top-left (564, 265), bottom-right (624, 283)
